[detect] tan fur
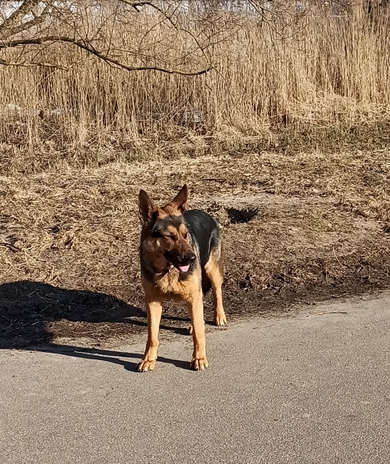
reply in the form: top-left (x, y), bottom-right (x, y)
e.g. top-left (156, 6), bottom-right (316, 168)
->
top-left (138, 269), bottom-right (208, 371)
top-left (204, 252), bottom-right (227, 326)
top-left (141, 266), bottom-right (202, 303)
top-left (137, 185), bottom-right (226, 372)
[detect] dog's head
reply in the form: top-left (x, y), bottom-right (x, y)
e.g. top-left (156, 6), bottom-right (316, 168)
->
top-left (138, 185), bottom-right (196, 273)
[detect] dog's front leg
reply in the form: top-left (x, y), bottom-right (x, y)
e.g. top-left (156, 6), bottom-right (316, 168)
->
top-left (188, 292), bottom-right (208, 370)
top-left (137, 299), bottom-right (163, 372)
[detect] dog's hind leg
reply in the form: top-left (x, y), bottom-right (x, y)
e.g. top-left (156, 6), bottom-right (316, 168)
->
top-left (204, 255), bottom-right (227, 327)
top-left (137, 299), bottom-right (163, 372)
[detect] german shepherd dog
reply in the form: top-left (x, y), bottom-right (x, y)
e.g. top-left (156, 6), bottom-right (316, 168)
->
top-left (137, 185), bottom-right (227, 372)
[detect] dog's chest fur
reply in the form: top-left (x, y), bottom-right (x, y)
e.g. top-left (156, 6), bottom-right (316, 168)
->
top-left (147, 267), bottom-right (201, 302)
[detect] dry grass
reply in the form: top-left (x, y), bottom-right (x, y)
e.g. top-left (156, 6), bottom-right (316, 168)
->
top-left (0, 4), bottom-right (390, 168)
top-left (2, 3), bottom-right (390, 348)
top-left (1, 147), bottom-right (390, 347)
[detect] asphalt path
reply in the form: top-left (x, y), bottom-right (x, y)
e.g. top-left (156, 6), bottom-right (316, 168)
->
top-left (1, 293), bottom-right (390, 463)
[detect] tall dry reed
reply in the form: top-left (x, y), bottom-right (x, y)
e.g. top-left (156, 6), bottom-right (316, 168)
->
top-left (0, 3), bottom-right (389, 167)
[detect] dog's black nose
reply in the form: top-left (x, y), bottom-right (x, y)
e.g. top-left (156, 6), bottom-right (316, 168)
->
top-left (182, 253), bottom-right (196, 264)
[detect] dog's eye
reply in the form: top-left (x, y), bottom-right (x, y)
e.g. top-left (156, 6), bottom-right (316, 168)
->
top-left (151, 230), bottom-right (162, 238)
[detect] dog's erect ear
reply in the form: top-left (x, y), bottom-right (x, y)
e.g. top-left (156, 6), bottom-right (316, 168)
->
top-left (165, 184), bottom-right (188, 213)
top-left (138, 189), bottom-right (156, 222)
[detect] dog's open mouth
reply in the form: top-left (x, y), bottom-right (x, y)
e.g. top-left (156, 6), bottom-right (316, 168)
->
top-left (178, 264), bottom-right (190, 273)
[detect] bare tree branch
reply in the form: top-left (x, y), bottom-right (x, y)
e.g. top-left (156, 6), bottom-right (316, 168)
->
top-left (119, 1), bottom-right (167, 13)
top-left (2, 4), bottom-right (51, 38)
top-left (0, 0), bottom-right (44, 39)
top-left (0, 57), bottom-right (67, 70)
top-left (0, 1), bottom-right (225, 76)
top-left (0, 36), bottom-right (212, 75)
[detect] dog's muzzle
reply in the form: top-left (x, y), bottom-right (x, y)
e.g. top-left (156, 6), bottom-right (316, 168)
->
top-left (177, 253), bottom-right (196, 273)
top-left (164, 250), bottom-right (196, 273)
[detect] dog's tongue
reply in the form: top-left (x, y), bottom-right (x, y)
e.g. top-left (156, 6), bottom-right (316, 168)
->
top-left (178, 264), bottom-right (190, 273)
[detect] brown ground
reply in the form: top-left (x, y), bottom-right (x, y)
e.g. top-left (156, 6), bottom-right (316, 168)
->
top-left (1, 147), bottom-right (390, 349)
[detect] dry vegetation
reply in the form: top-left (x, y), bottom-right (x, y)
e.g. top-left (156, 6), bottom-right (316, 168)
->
top-left (1, 148), bottom-right (390, 348)
top-left (0, 1), bottom-right (390, 169)
top-left (1, 1), bottom-right (390, 348)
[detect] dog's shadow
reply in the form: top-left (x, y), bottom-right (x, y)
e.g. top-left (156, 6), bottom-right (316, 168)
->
top-left (0, 280), bottom-right (192, 371)
top-left (39, 344), bottom-right (190, 371)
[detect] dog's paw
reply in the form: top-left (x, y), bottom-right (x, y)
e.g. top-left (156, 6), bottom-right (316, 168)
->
top-left (137, 359), bottom-right (156, 372)
top-left (190, 357), bottom-right (209, 371)
top-left (214, 313), bottom-right (227, 326)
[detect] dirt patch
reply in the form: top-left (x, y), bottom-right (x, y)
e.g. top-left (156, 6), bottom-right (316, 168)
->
top-left (1, 148), bottom-right (390, 348)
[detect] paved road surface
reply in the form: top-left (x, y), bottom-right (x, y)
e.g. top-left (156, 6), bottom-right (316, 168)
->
top-left (1, 293), bottom-right (390, 463)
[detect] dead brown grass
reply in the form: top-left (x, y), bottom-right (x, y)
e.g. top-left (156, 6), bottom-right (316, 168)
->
top-left (1, 4), bottom-right (390, 166)
top-left (1, 147), bottom-right (390, 347)
top-left (2, 4), bottom-right (390, 349)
